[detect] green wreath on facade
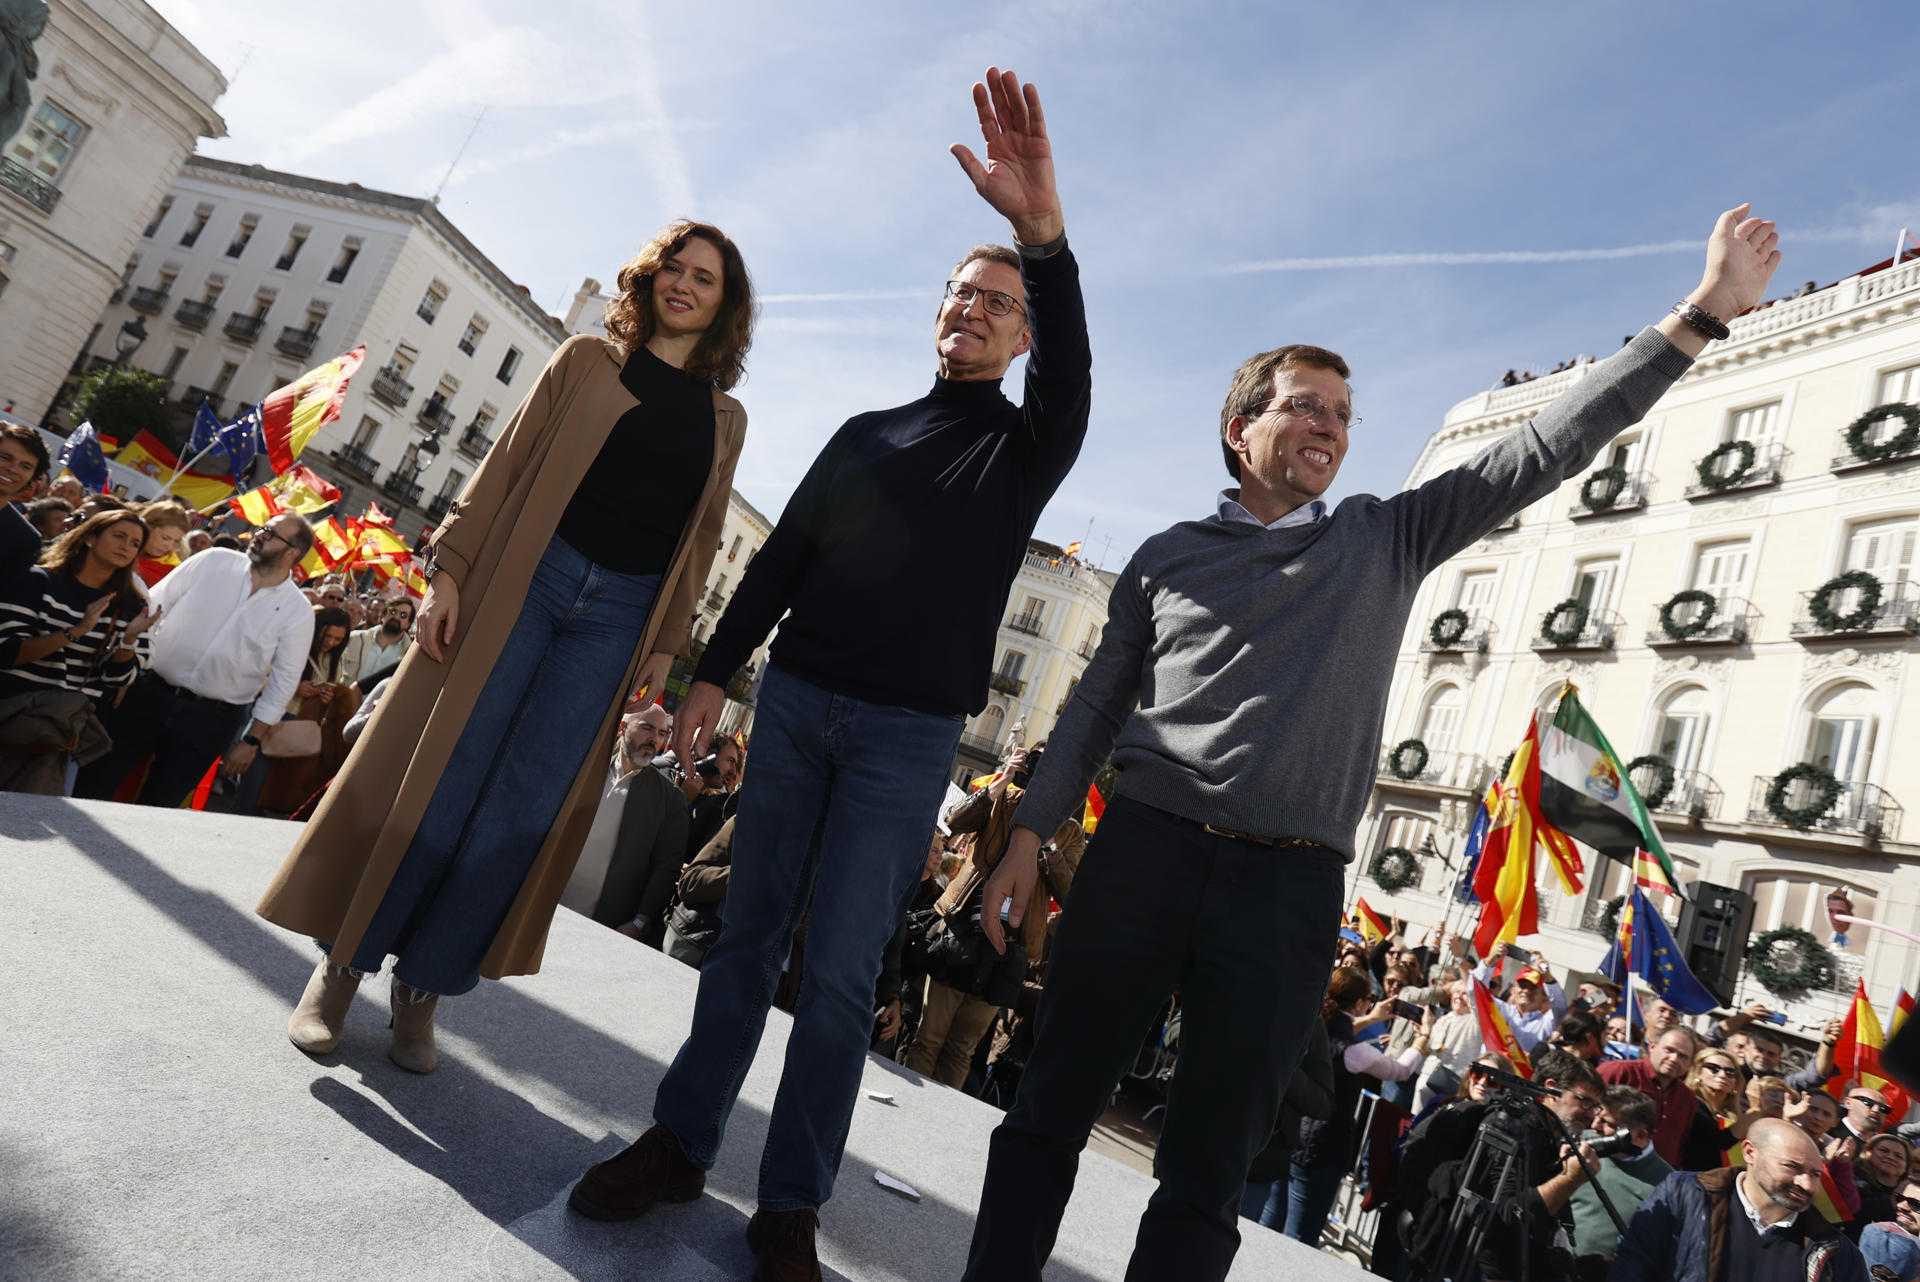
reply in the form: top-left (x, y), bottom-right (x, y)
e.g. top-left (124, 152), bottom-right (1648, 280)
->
top-left (1696, 439), bottom-right (1757, 490)
top-left (1625, 755), bottom-right (1677, 811)
top-left (1809, 570), bottom-right (1883, 632)
top-left (1429, 609), bottom-right (1471, 648)
top-left (1595, 894), bottom-right (1626, 940)
top-left (1746, 925), bottom-right (1839, 1002)
top-left (1369, 846), bottom-right (1421, 893)
top-left (1658, 589), bottom-right (1719, 640)
top-left (1844, 402), bottom-right (1920, 462)
top-left (1540, 597), bottom-right (1590, 647)
top-left (1580, 465), bottom-right (1629, 511)
top-left (1388, 738), bottom-right (1430, 780)
top-left (1765, 763), bottom-right (1842, 829)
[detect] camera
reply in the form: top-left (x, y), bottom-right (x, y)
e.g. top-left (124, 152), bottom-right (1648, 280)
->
top-left (919, 903), bottom-right (1028, 1007)
top-left (1584, 1131), bottom-right (1641, 1160)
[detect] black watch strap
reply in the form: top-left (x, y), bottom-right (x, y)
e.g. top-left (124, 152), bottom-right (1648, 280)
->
top-left (1015, 231), bottom-right (1067, 261)
top-left (242, 733), bottom-right (263, 748)
top-left (1671, 300), bottom-right (1731, 342)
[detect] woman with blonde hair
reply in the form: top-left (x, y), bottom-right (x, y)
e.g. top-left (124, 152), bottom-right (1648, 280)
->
top-left (133, 500), bottom-right (194, 586)
top-left (259, 219), bottom-right (755, 1073)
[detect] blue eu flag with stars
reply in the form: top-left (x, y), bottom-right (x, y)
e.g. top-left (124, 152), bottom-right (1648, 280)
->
top-left (1599, 886), bottom-right (1718, 1015)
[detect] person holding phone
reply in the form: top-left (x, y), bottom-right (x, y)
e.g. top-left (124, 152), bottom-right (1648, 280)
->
top-left (1474, 942), bottom-right (1568, 1053)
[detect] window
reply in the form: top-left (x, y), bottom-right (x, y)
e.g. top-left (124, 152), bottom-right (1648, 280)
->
top-left (1606, 432), bottom-right (1645, 475)
top-left (1691, 538), bottom-right (1750, 600)
top-left (179, 203), bottom-right (212, 248)
top-left (249, 287), bottom-right (275, 319)
top-left (274, 225), bottom-right (310, 272)
top-left (0, 239), bottom-right (14, 301)
top-left (1453, 569), bottom-right (1497, 618)
top-left (390, 344), bottom-right (418, 377)
top-left (226, 214), bottom-right (259, 259)
top-left (1845, 516), bottom-right (1916, 593)
top-left (1805, 683), bottom-right (1878, 787)
top-left (211, 361), bottom-right (239, 396)
top-left (727, 534), bottom-right (743, 561)
top-left (1745, 874), bottom-right (1876, 958)
top-left (974, 703), bottom-right (1006, 746)
top-left (397, 442), bottom-right (423, 477)
top-left (1650, 685), bottom-right (1710, 776)
top-left (436, 468), bottom-right (464, 499)
top-left (1377, 813), bottom-right (1436, 873)
top-left (160, 345), bottom-right (189, 380)
top-left (496, 345), bottom-right (522, 384)
top-left (693, 617), bottom-right (708, 642)
top-left (349, 416), bottom-right (380, 450)
top-left (418, 280), bottom-right (448, 324)
top-left (1572, 556), bottom-right (1619, 615)
top-left (1416, 684), bottom-right (1464, 755)
top-left (143, 196), bottom-right (173, 239)
top-left (1878, 363), bottom-right (1920, 411)
top-left (154, 266), bottom-right (179, 297)
top-left (302, 300), bottom-right (328, 334)
top-left (7, 100), bottom-right (87, 185)
top-left (422, 377), bottom-right (456, 419)
top-left (458, 314), bottom-right (487, 355)
top-left (997, 650), bottom-right (1027, 680)
top-left (201, 275), bottom-right (226, 305)
top-left (326, 238), bottom-right (361, 284)
top-left (1727, 401), bottom-right (1781, 448)
top-left (471, 403), bottom-right (497, 434)
top-left (712, 573), bottom-right (729, 598)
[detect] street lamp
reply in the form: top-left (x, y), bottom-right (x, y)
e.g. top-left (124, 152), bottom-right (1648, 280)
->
top-left (112, 316), bottom-right (148, 367)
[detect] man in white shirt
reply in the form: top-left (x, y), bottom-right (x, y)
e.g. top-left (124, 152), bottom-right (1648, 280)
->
top-left (335, 596), bottom-right (415, 688)
top-left (77, 514), bottom-right (316, 807)
top-left (1474, 943), bottom-right (1569, 1052)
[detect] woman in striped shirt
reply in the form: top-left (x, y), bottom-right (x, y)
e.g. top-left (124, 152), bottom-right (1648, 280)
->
top-left (0, 508), bottom-right (157, 715)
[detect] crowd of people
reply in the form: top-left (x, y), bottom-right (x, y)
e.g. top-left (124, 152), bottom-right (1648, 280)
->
top-left (1276, 910), bottom-right (1920, 1279)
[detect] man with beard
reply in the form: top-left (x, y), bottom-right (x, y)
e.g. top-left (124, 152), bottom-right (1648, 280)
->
top-left (76, 514), bottom-right (316, 807)
top-left (337, 595), bottom-right (416, 688)
top-left (1612, 1118), bottom-right (1868, 1281)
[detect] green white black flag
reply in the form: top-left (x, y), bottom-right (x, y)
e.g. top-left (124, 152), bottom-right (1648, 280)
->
top-left (1538, 688), bottom-right (1682, 893)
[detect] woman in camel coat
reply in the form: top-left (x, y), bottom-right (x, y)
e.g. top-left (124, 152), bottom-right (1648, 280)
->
top-left (258, 220), bottom-right (754, 1073)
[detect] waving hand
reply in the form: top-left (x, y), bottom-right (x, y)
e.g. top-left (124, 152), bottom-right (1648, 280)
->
top-left (951, 67), bottom-right (1064, 246)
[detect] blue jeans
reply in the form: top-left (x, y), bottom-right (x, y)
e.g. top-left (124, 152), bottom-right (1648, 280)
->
top-left (654, 663), bottom-right (962, 1211)
top-left (349, 537), bottom-right (659, 996)
top-left (1240, 1178), bottom-right (1284, 1228)
top-left (1283, 1155), bottom-right (1346, 1247)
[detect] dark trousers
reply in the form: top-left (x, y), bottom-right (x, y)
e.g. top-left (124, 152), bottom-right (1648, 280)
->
top-left (963, 795), bottom-right (1344, 1282)
top-left (74, 671), bottom-right (252, 808)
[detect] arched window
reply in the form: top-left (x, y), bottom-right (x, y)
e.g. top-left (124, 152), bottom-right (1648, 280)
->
top-left (1418, 684), bottom-right (1464, 756)
top-left (974, 702), bottom-right (1006, 749)
top-left (1743, 872), bottom-right (1876, 959)
top-left (1651, 685), bottom-right (1711, 776)
top-left (1804, 683), bottom-right (1878, 786)
top-left (1377, 813), bottom-right (1435, 890)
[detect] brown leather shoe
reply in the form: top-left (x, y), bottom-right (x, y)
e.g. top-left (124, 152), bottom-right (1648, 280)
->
top-left (746, 1208), bottom-right (822, 1282)
top-left (568, 1125), bottom-right (705, 1221)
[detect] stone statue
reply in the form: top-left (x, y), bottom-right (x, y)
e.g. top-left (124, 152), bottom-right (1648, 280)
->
top-left (0, 0), bottom-right (49, 149)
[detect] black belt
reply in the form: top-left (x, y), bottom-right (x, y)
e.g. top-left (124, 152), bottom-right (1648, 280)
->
top-left (1199, 821), bottom-right (1326, 850)
top-left (160, 677), bottom-right (251, 711)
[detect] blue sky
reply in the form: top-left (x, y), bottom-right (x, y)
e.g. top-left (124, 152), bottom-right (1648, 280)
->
top-left (153, 0), bottom-right (1916, 569)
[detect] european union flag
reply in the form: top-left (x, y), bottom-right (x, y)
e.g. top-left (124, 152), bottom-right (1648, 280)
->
top-left (1455, 795), bottom-right (1491, 903)
top-left (186, 401), bottom-right (221, 459)
top-left (1599, 886), bottom-right (1718, 1015)
top-left (218, 404), bottom-right (261, 479)
top-left (56, 421), bottom-right (110, 493)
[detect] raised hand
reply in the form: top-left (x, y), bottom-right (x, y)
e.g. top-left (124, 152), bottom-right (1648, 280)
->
top-left (951, 67), bottom-right (1063, 245)
top-left (1696, 203), bottom-right (1782, 319)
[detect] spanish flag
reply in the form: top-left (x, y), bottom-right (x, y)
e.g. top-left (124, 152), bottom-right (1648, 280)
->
top-left (298, 516), bottom-right (355, 579)
top-left (1062, 540), bottom-right (1083, 559)
top-left (229, 465), bottom-right (342, 524)
top-left (359, 500), bottom-right (396, 529)
top-left (354, 522), bottom-right (412, 568)
top-left (1634, 847), bottom-right (1679, 898)
top-left (1471, 976), bottom-right (1532, 1078)
top-left (1353, 897), bottom-right (1390, 946)
top-left (1082, 779), bottom-right (1106, 834)
top-left (112, 431), bottom-right (234, 509)
top-left (260, 346), bottom-right (365, 474)
top-left (1473, 729), bottom-right (1542, 955)
top-left (1827, 979), bottom-right (1913, 1123)
top-left (1893, 988), bottom-right (1915, 1037)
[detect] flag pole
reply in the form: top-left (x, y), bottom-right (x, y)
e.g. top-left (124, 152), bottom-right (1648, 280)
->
top-left (162, 441), bottom-right (229, 495)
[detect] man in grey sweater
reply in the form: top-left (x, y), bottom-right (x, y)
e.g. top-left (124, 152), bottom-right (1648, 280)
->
top-left (961, 205), bottom-right (1783, 1282)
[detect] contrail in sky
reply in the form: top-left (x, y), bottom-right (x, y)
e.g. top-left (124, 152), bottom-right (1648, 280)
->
top-left (1221, 226), bottom-right (1880, 275)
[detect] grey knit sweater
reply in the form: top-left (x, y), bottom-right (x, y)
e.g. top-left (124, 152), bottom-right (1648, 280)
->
top-left (1015, 327), bottom-right (1694, 857)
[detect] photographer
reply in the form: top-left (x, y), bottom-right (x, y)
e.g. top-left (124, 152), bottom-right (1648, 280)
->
top-left (1398, 1046), bottom-right (1606, 1281)
top-left (1569, 1086), bottom-right (1672, 1279)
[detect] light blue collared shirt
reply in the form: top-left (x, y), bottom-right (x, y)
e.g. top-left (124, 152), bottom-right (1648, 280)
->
top-left (1215, 489), bottom-right (1327, 530)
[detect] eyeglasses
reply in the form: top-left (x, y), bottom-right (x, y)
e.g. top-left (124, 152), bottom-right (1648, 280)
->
top-left (1700, 1063), bottom-right (1737, 1077)
top-left (944, 280), bottom-right (1025, 319)
top-left (1851, 1096), bottom-right (1895, 1114)
top-left (1254, 391), bottom-right (1359, 431)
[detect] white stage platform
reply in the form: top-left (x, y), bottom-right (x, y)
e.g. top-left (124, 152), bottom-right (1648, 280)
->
top-left (0, 795), bottom-right (1370, 1281)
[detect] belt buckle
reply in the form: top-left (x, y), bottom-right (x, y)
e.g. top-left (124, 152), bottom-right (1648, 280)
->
top-left (1204, 822), bottom-right (1273, 847)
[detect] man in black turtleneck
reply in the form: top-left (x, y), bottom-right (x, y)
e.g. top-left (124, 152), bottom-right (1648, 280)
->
top-left (566, 68), bottom-right (1091, 1277)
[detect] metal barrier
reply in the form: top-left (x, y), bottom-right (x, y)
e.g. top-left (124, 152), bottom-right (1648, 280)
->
top-left (1318, 1090), bottom-right (1384, 1268)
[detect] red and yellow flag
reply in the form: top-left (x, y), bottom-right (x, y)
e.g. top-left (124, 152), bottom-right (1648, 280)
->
top-left (1471, 976), bottom-right (1532, 1078)
top-left (1353, 897), bottom-right (1390, 946)
top-left (112, 431), bottom-right (234, 509)
top-left (298, 516), bottom-right (355, 579)
top-left (1082, 779), bottom-right (1106, 834)
top-left (1893, 988), bottom-right (1915, 1038)
top-left (354, 522), bottom-right (412, 568)
top-left (1473, 730), bottom-right (1542, 954)
top-left (230, 465), bottom-right (342, 525)
top-left (1633, 847), bottom-right (1679, 897)
top-left (1827, 979), bottom-right (1912, 1123)
top-left (260, 346), bottom-right (365, 474)
top-left (360, 501), bottom-right (395, 529)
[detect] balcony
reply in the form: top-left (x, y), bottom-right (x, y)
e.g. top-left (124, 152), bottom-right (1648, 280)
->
top-left (1570, 470), bottom-right (1650, 519)
top-left (1531, 604), bottom-right (1622, 652)
top-left (455, 426), bottom-right (492, 461)
top-left (705, 589), bottom-right (726, 611)
top-left (1077, 639), bottom-right (1098, 660)
top-left (424, 493), bottom-right (453, 522)
top-left (1006, 612), bottom-right (1044, 637)
top-left (380, 470), bottom-right (424, 507)
top-left (127, 286), bottom-right (170, 316)
top-left (988, 672), bottom-right (1027, 697)
top-left (172, 299), bottom-right (216, 332)
top-left (416, 398), bottom-right (455, 434)
top-left (1684, 440), bottom-right (1786, 499)
top-left (276, 326), bottom-right (319, 361)
top-left (1419, 610), bottom-right (1493, 655)
top-left (0, 154), bottom-right (60, 213)
top-left (1789, 580), bottom-right (1920, 641)
top-left (223, 313), bottom-right (266, 345)
top-left (457, 336), bottom-right (478, 356)
top-left (416, 303), bottom-right (440, 325)
top-left (330, 443), bottom-right (379, 479)
top-left (1746, 774), bottom-right (1903, 844)
top-left (1376, 747), bottom-right (1488, 794)
top-left (1627, 761), bottom-right (1724, 822)
top-left (956, 732), bottom-right (1004, 762)
top-left (370, 365), bottom-right (415, 409)
top-left (109, 285), bottom-right (127, 305)
top-left (1832, 409), bottom-right (1920, 474)
top-left (1645, 592), bottom-right (1755, 648)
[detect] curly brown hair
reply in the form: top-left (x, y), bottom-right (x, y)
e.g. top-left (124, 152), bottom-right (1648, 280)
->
top-left (602, 221), bottom-right (755, 391)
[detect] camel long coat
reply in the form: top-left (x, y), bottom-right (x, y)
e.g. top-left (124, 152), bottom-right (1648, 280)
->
top-left (257, 335), bottom-right (745, 979)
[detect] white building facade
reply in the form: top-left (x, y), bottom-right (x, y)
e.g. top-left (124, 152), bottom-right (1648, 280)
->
top-left (1355, 254), bottom-right (1920, 1032)
top-left (0, 0), bottom-right (224, 420)
top-left (79, 156), bottom-right (565, 535)
top-left (952, 543), bottom-right (1115, 786)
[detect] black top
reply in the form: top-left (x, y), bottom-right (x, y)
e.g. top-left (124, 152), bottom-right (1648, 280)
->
top-left (556, 344), bottom-right (715, 575)
top-left (694, 244), bottom-right (1091, 715)
top-left (1, 502), bottom-right (39, 588)
top-left (1725, 1191), bottom-right (1821, 1282)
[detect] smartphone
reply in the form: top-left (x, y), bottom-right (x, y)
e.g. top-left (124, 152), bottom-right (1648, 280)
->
top-left (1391, 998), bottom-right (1425, 1022)
top-left (1760, 1011), bottom-right (1788, 1025)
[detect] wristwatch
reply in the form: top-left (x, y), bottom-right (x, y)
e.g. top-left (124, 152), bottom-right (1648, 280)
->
top-left (1671, 299), bottom-right (1731, 341)
top-left (241, 733), bottom-right (263, 749)
top-left (1014, 230), bottom-right (1068, 261)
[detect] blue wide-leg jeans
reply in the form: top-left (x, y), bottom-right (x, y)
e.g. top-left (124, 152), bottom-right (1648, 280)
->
top-left (348, 536), bottom-right (659, 996)
top-left (653, 663), bottom-right (962, 1211)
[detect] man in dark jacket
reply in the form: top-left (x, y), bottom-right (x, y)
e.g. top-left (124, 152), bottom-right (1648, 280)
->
top-left (1611, 1118), bottom-right (1869, 1282)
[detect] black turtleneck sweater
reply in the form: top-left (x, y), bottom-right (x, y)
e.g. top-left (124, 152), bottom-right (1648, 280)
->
top-left (694, 243), bottom-right (1090, 715)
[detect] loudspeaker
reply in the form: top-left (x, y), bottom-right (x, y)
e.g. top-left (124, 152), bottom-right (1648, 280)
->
top-left (1676, 882), bottom-right (1755, 1008)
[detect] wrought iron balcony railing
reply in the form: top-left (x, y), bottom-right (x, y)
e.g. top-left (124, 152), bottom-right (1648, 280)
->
top-left (416, 399), bottom-right (455, 434)
top-left (1645, 592), bottom-right (1754, 647)
top-left (1683, 441), bottom-right (1787, 499)
top-left (330, 443), bottom-right (379, 479)
top-left (1746, 774), bottom-right (1903, 843)
top-left (1627, 763), bottom-right (1724, 821)
top-left (1376, 748), bottom-right (1487, 792)
top-left (371, 366), bottom-right (415, 409)
top-left (956, 732), bottom-right (1004, 760)
top-left (1419, 612), bottom-right (1493, 655)
top-left (223, 313), bottom-right (266, 344)
top-left (1006, 612), bottom-right (1044, 636)
top-left (424, 493), bottom-right (453, 521)
top-left (1789, 581), bottom-right (1920, 640)
top-left (988, 672), bottom-right (1026, 697)
top-left (380, 471), bottom-right (424, 507)
top-left (128, 286), bottom-right (169, 316)
top-left (276, 327), bottom-right (319, 360)
top-left (0, 155), bottom-right (60, 213)
top-left (455, 426), bottom-right (492, 461)
top-left (173, 299), bottom-right (215, 331)
top-left (1531, 606), bottom-right (1622, 652)
top-left (1570, 471), bottom-right (1651, 519)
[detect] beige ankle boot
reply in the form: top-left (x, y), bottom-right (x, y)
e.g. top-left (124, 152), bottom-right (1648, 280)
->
top-left (288, 956), bottom-right (361, 1054)
top-left (387, 979), bottom-right (440, 1074)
